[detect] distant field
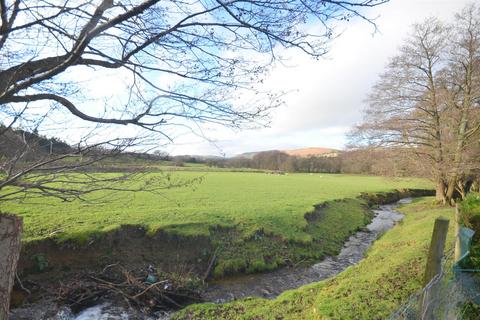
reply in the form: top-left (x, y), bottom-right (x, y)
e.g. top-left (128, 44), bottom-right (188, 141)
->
top-left (3, 171), bottom-right (431, 243)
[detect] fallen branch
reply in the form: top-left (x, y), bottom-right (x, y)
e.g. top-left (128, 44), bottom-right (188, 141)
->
top-left (132, 280), bottom-right (168, 299)
top-left (203, 247), bottom-right (219, 281)
top-left (57, 264), bottom-right (202, 314)
top-left (15, 272), bottom-right (31, 295)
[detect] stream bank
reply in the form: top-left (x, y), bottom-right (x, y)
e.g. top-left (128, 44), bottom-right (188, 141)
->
top-left (10, 189), bottom-right (433, 319)
top-left (202, 198), bottom-right (410, 303)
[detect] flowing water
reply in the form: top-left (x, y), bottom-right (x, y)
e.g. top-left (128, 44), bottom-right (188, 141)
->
top-left (11, 198), bottom-right (411, 320)
top-left (201, 198), bottom-right (410, 303)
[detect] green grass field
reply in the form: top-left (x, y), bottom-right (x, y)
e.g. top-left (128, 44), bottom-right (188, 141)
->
top-left (2, 172), bottom-right (430, 244)
top-left (175, 197), bottom-right (455, 320)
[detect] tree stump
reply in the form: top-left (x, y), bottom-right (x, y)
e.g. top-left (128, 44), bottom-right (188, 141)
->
top-left (0, 214), bottom-right (23, 320)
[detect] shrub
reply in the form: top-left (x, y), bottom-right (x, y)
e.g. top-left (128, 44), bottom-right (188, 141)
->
top-left (459, 192), bottom-right (480, 269)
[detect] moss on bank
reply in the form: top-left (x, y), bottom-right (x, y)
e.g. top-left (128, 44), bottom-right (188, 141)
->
top-left (174, 197), bottom-right (455, 320)
top-left (209, 198), bottom-right (373, 277)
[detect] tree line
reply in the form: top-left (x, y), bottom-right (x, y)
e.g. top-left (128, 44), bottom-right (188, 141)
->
top-left (205, 148), bottom-right (436, 177)
top-left (208, 150), bottom-right (340, 173)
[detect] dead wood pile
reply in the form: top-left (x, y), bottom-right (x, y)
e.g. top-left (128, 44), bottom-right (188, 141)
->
top-left (57, 264), bottom-right (203, 314)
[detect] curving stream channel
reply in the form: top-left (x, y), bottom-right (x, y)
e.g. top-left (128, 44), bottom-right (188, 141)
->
top-left (202, 197), bottom-right (410, 303)
top-left (11, 198), bottom-right (411, 320)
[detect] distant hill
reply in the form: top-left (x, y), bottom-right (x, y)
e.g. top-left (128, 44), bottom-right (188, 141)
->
top-left (0, 125), bottom-right (72, 160)
top-left (283, 147), bottom-right (338, 157)
top-left (237, 147), bottom-right (339, 159)
top-left (235, 151), bottom-right (261, 159)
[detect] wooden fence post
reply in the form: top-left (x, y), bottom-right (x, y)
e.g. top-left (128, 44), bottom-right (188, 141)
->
top-left (423, 217), bottom-right (450, 286)
top-left (420, 216), bottom-right (449, 319)
top-left (454, 204), bottom-right (461, 262)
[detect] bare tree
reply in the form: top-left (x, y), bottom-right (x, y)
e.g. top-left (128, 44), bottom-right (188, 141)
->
top-left (352, 5), bottom-right (480, 205)
top-left (0, 0), bottom-right (388, 317)
top-left (352, 17), bottom-right (451, 201)
top-left (0, 0), bottom-right (388, 206)
top-left (441, 4), bottom-right (480, 201)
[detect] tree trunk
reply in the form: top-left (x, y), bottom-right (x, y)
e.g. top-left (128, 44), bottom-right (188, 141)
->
top-left (472, 179), bottom-right (480, 193)
top-left (435, 179), bottom-right (446, 203)
top-left (445, 177), bottom-right (457, 205)
top-left (457, 178), bottom-right (467, 200)
top-left (0, 214), bottom-right (22, 320)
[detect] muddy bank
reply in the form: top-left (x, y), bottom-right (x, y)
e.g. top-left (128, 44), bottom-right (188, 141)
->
top-left (359, 188), bottom-right (433, 206)
top-left (18, 226), bottom-right (213, 277)
top-left (13, 228), bottom-right (213, 312)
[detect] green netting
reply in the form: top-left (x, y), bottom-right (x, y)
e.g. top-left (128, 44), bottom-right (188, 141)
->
top-left (454, 227), bottom-right (477, 272)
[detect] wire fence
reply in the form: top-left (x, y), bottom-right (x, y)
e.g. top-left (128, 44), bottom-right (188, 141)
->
top-left (388, 231), bottom-right (480, 320)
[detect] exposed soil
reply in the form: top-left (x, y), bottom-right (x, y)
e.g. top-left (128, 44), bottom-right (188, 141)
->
top-left (19, 226), bottom-right (213, 277)
top-left (359, 188), bottom-right (434, 206)
top-left (12, 228), bottom-right (213, 313)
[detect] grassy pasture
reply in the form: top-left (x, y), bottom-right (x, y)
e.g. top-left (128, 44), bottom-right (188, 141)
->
top-left (2, 172), bottom-right (430, 243)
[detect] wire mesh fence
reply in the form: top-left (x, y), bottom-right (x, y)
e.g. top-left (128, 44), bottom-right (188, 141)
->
top-left (388, 231), bottom-right (480, 320)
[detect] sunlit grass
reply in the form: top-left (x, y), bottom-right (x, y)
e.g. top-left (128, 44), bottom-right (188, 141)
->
top-left (2, 172), bottom-right (431, 243)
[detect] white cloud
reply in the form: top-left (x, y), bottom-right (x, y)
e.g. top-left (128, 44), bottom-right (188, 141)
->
top-left (167, 0), bottom-right (471, 156)
top-left (24, 0), bottom-right (471, 157)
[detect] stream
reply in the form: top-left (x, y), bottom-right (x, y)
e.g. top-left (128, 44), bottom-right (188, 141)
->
top-left (202, 197), bottom-right (410, 303)
top-left (11, 198), bottom-right (411, 320)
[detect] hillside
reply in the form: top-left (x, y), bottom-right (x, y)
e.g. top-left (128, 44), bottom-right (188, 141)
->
top-left (0, 126), bottom-right (72, 160)
top-left (237, 147), bottom-right (338, 159)
top-left (283, 147), bottom-right (338, 157)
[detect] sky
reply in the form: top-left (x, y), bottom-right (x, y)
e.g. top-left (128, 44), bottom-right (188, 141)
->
top-left (163, 0), bottom-right (473, 157)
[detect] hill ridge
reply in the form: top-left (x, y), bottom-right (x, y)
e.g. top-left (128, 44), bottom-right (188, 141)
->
top-left (237, 147), bottom-right (338, 159)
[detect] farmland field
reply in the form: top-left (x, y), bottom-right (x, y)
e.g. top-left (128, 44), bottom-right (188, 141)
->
top-left (3, 171), bottom-right (431, 243)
